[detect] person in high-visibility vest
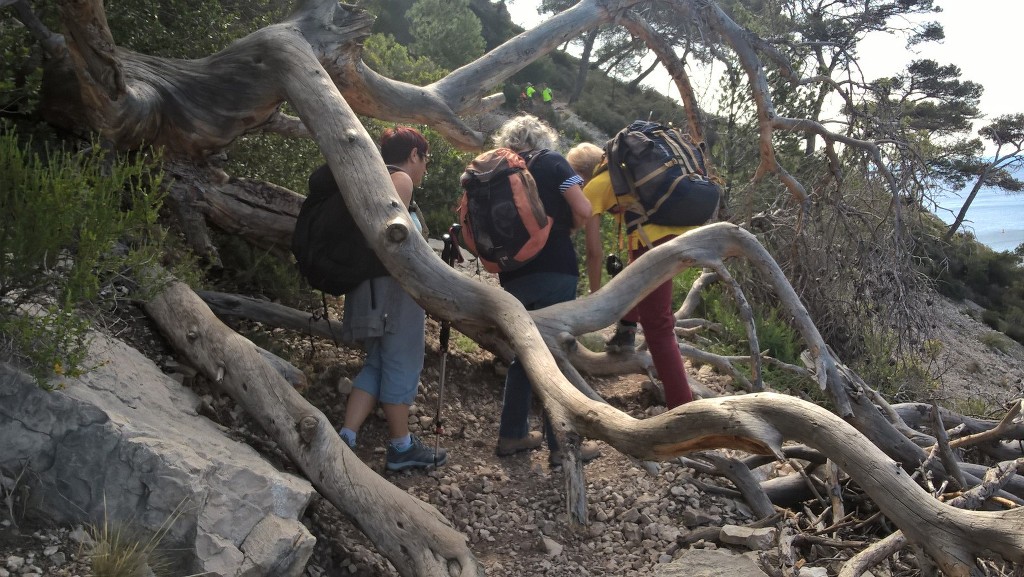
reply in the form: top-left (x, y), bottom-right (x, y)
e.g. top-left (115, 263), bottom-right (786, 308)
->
top-left (541, 84), bottom-right (553, 104)
top-left (524, 83), bottom-right (536, 109)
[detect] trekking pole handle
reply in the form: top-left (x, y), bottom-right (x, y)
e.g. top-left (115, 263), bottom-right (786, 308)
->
top-left (605, 253), bottom-right (624, 277)
top-left (439, 319), bottom-right (451, 352)
top-left (443, 224), bottom-right (464, 268)
top-left (439, 231), bottom-right (458, 353)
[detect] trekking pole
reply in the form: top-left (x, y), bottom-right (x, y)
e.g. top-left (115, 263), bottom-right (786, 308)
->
top-left (434, 224), bottom-right (464, 465)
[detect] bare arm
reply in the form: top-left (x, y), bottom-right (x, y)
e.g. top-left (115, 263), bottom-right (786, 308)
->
top-left (564, 184), bottom-right (592, 232)
top-left (584, 214), bottom-right (604, 293)
top-left (390, 172), bottom-right (415, 207)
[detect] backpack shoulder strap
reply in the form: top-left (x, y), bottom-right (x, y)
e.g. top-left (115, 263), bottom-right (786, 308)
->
top-left (520, 148), bottom-right (548, 169)
top-left (386, 164), bottom-right (405, 175)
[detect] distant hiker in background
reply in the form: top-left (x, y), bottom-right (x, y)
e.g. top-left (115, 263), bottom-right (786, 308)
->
top-left (337, 126), bottom-right (448, 471)
top-left (567, 129), bottom-right (718, 409)
top-left (524, 82), bottom-right (536, 109)
top-left (540, 84), bottom-right (556, 126)
top-left (488, 114), bottom-right (601, 467)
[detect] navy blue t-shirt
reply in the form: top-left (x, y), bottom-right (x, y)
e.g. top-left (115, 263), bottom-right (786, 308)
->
top-left (498, 149), bottom-right (584, 286)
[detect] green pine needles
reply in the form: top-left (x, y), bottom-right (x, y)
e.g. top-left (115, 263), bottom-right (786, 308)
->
top-left (0, 126), bottom-right (167, 388)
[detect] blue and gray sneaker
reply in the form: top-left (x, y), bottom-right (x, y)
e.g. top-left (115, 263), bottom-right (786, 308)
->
top-left (386, 434), bottom-right (448, 471)
top-left (338, 428), bottom-right (356, 449)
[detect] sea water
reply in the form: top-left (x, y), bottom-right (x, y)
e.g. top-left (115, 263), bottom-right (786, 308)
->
top-left (932, 186), bottom-right (1024, 253)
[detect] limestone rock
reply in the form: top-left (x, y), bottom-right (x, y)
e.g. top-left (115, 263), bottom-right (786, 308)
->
top-left (719, 525), bottom-right (778, 551)
top-left (539, 536), bottom-right (563, 557)
top-left (0, 332), bottom-right (315, 577)
top-left (654, 548), bottom-right (769, 577)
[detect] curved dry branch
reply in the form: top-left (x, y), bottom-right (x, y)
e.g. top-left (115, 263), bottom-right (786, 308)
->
top-left (617, 10), bottom-right (708, 147)
top-left (839, 531), bottom-right (906, 577)
top-left (679, 343), bottom-right (813, 391)
top-left (676, 269), bottom-right (719, 320)
top-left (10, 0), bottom-right (65, 57)
top-left (710, 263), bottom-right (763, 390)
top-left (145, 280), bottom-right (481, 577)
top-left (50, 0), bottom-right (659, 154)
top-left (688, 2), bottom-right (806, 203)
top-left (678, 342), bottom-right (755, 391)
top-left (581, 391), bottom-right (1024, 575)
top-left (536, 224), bottom-right (970, 477)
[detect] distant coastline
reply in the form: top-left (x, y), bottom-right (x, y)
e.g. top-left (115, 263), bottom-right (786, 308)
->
top-left (932, 186), bottom-right (1024, 254)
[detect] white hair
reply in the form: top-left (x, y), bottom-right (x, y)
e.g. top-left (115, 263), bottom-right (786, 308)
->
top-left (491, 114), bottom-right (558, 153)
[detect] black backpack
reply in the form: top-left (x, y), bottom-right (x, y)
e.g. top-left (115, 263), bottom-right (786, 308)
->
top-left (290, 164), bottom-right (391, 296)
top-left (605, 120), bottom-right (721, 236)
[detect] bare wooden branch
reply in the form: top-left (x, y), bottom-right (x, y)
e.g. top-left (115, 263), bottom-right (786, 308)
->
top-left (10, 0), bottom-right (65, 57)
top-left (704, 451), bottom-right (776, 519)
top-left (950, 400), bottom-right (1023, 450)
top-left (712, 264), bottom-right (763, 390)
top-left (947, 459), bottom-right (1024, 510)
top-left (824, 460), bottom-right (846, 529)
top-left (145, 280), bottom-right (482, 577)
top-left (931, 402), bottom-right (968, 490)
top-left (617, 11), bottom-right (708, 147)
top-left (675, 270), bottom-right (720, 320)
top-left (839, 531), bottom-right (906, 577)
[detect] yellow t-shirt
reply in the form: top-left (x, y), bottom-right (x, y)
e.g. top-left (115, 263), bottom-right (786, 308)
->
top-left (582, 170), bottom-right (699, 250)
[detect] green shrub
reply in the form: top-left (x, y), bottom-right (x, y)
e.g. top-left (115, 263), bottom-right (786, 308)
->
top-left (853, 330), bottom-right (938, 402)
top-left (453, 332), bottom-right (479, 354)
top-left (207, 230), bottom-right (306, 305)
top-left (691, 280), bottom-right (812, 395)
top-left (981, 309), bottom-right (1003, 331)
top-left (979, 331), bottom-right (1014, 354)
top-left (915, 215), bottom-right (1024, 347)
top-left (0, 126), bottom-right (166, 387)
top-left (1005, 323), bottom-right (1024, 345)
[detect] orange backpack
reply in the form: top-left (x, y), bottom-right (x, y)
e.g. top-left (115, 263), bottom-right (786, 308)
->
top-left (457, 148), bottom-right (552, 273)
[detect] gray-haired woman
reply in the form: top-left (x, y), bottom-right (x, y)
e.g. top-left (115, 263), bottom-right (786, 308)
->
top-left (489, 114), bottom-right (601, 467)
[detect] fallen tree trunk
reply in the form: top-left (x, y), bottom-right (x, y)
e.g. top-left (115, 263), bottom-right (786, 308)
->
top-left (145, 280), bottom-right (482, 577)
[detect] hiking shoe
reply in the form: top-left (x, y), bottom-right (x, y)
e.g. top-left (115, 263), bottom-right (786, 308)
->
top-left (496, 431), bottom-right (544, 456)
top-left (605, 322), bottom-right (637, 353)
top-left (386, 434), bottom-right (447, 471)
top-left (549, 441), bottom-right (602, 467)
top-left (641, 378), bottom-right (667, 406)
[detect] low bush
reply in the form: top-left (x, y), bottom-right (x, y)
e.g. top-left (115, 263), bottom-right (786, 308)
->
top-left (0, 125), bottom-right (166, 387)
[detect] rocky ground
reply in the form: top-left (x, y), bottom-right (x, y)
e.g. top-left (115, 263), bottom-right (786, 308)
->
top-left (4, 252), bottom-right (1023, 577)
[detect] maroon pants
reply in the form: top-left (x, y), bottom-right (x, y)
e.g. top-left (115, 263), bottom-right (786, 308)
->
top-left (623, 236), bottom-right (693, 408)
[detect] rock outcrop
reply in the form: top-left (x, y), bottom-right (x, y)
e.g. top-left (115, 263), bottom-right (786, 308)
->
top-left (0, 332), bottom-right (315, 577)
